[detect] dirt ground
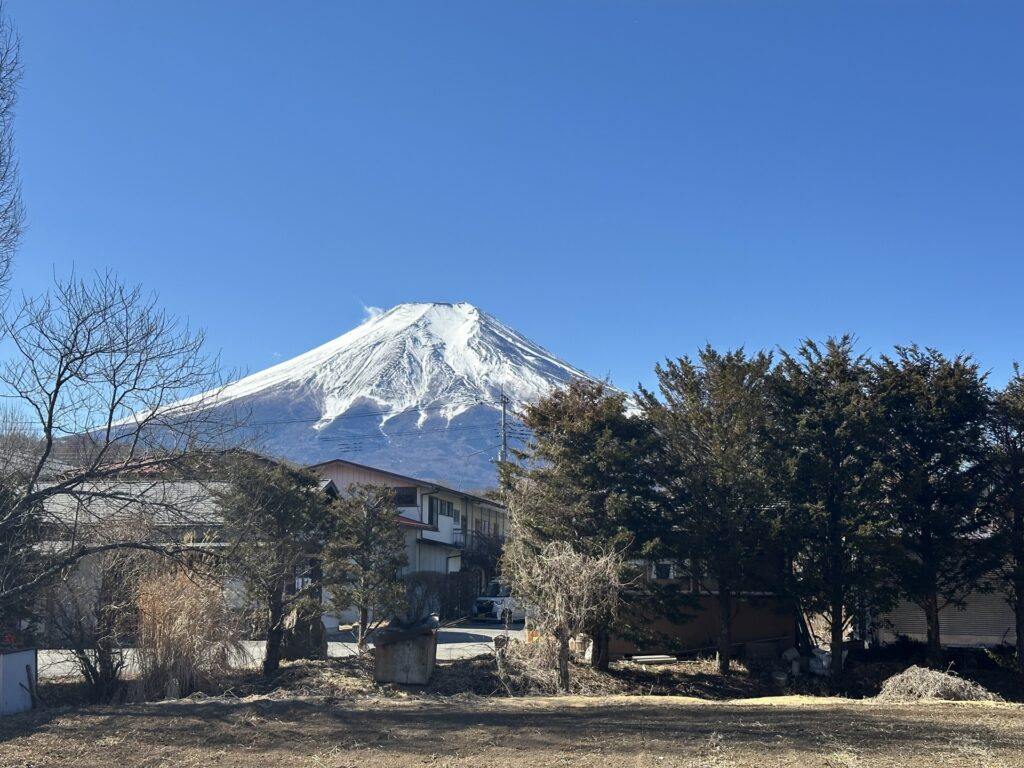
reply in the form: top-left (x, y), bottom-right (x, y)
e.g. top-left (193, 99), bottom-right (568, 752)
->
top-left (2, 694), bottom-right (1023, 768)
top-left (5, 654), bottom-right (1023, 767)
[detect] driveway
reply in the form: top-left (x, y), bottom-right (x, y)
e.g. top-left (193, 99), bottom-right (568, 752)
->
top-left (36, 619), bottom-right (525, 679)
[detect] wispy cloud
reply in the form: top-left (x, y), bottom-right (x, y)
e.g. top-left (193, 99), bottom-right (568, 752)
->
top-left (361, 303), bottom-right (384, 323)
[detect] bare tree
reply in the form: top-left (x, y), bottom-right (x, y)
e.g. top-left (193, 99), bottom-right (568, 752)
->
top-left (502, 480), bottom-right (624, 692)
top-left (0, 272), bottom-right (233, 620)
top-left (46, 544), bottom-right (151, 701)
top-left (0, 1), bottom-right (22, 293)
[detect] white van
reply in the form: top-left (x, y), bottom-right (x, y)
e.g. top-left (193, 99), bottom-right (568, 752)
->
top-left (472, 580), bottom-right (525, 623)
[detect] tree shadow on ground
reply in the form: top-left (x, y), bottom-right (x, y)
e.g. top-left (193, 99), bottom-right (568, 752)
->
top-left (3, 696), bottom-right (1022, 760)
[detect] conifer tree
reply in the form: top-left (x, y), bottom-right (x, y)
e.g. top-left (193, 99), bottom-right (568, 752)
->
top-left (772, 337), bottom-right (895, 679)
top-left (502, 379), bottom-right (662, 670)
top-left (640, 346), bottom-right (776, 674)
top-left (988, 365), bottom-right (1024, 672)
top-left (322, 483), bottom-right (408, 650)
top-left (215, 456), bottom-right (329, 676)
top-left (872, 346), bottom-right (994, 667)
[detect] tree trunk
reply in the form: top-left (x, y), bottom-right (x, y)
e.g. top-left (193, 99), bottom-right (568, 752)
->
top-left (1012, 486), bottom-right (1024, 674)
top-left (717, 587), bottom-right (732, 675)
top-left (1016, 587), bottom-right (1024, 676)
top-left (589, 624), bottom-right (610, 671)
top-left (829, 590), bottom-right (845, 681)
top-left (923, 591), bottom-right (942, 668)
top-left (556, 628), bottom-right (571, 693)
top-left (1013, 545), bottom-right (1024, 674)
top-left (263, 581), bottom-right (285, 676)
top-left (357, 605), bottom-right (369, 651)
top-left (827, 490), bottom-right (845, 681)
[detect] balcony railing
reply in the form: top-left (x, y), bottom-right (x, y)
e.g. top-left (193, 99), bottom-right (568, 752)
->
top-left (453, 529), bottom-right (505, 552)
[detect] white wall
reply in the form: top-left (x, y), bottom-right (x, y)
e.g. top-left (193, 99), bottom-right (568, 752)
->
top-left (0, 650), bottom-right (35, 716)
top-left (417, 545), bottom-right (455, 575)
top-left (422, 513), bottom-right (454, 545)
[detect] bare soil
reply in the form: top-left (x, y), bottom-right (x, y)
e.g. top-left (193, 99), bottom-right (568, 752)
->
top-left (2, 693), bottom-right (1023, 767)
top-left (6, 656), bottom-right (1023, 767)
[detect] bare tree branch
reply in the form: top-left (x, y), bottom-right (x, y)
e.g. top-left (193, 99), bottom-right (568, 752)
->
top-left (0, 272), bottom-right (246, 614)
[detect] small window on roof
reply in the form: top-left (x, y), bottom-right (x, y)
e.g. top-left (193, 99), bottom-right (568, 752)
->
top-left (392, 487), bottom-right (417, 507)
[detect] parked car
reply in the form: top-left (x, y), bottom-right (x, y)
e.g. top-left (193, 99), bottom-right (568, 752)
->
top-left (473, 580), bottom-right (525, 623)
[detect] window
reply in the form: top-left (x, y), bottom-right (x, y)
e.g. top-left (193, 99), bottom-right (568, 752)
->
top-left (652, 562), bottom-right (673, 580)
top-left (428, 496), bottom-right (454, 527)
top-left (392, 486), bottom-right (417, 507)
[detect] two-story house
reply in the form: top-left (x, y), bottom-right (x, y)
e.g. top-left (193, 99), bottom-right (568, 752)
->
top-left (310, 458), bottom-right (507, 627)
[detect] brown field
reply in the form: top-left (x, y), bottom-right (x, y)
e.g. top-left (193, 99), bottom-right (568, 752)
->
top-left (2, 694), bottom-right (1023, 768)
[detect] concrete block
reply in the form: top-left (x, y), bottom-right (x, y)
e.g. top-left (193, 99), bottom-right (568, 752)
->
top-left (374, 632), bottom-right (437, 685)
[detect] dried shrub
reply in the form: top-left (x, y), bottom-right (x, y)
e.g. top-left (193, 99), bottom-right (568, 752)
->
top-left (495, 638), bottom-right (625, 696)
top-left (134, 569), bottom-right (249, 700)
top-left (502, 483), bottom-right (625, 692)
top-left (44, 547), bottom-right (149, 702)
top-left (876, 665), bottom-right (1002, 702)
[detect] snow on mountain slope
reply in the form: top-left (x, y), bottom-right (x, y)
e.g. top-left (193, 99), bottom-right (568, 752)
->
top-left (201, 303), bottom-right (602, 488)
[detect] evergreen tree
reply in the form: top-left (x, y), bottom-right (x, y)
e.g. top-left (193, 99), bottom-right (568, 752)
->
top-left (772, 337), bottom-right (896, 679)
top-left (988, 365), bottom-right (1024, 672)
top-left (322, 483), bottom-right (408, 650)
top-left (640, 346), bottom-right (776, 674)
top-left (215, 455), bottom-right (329, 676)
top-left (872, 346), bottom-right (995, 667)
top-left (502, 379), bottom-right (662, 670)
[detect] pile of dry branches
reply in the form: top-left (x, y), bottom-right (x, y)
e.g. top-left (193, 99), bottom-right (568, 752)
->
top-left (876, 665), bottom-right (1002, 702)
top-left (495, 638), bottom-right (625, 696)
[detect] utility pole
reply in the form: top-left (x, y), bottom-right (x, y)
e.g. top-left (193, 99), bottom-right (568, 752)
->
top-left (499, 388), bottom-right (509, 463)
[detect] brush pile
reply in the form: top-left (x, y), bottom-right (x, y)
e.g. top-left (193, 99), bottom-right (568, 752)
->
top-left (495, 638), bottom-right (625, 696)
top-left (876, 665), bottom-right (1002, 702)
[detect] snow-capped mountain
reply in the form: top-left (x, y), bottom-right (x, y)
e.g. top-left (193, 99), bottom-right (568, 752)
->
top-left (204, 303), bottom-right (601, 489)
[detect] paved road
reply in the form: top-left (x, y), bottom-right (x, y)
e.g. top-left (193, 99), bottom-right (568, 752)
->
top-left (36, 620), bottom-right (525, 679)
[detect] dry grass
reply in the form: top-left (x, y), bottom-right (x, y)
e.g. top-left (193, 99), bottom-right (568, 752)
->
top-left (2, 695), bottom-right (1023, 767)
top-left (134, 569), bottom-right (250, 700)
top-left (229, 655), bottom-right (379, 699)
top-left (876, 665), bottom-right (1002, 703)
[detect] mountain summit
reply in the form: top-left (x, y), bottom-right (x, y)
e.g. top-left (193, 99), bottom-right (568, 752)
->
top-left (208, 303), bottom-right (600, 488)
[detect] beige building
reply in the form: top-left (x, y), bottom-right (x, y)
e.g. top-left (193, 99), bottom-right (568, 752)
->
top-left (310, 458), bottom-right (507, 626)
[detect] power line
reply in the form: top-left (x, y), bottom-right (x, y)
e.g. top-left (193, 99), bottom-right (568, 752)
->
top-left (0, 397), bottom-right (505, 431)
top-left (315, 422), bottom-right (502, 443)
top-left (219, 397), bottom-right (503, 428)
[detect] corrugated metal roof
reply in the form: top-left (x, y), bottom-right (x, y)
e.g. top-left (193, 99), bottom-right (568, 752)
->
top-left (40, 481), bottom-right (226, 527)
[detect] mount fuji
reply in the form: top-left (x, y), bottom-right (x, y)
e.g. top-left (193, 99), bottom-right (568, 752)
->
top-left (202, 303), bottom-right (602, 490)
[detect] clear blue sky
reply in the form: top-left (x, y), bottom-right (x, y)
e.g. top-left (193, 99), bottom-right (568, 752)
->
top-left (8, 1), bottom-right (1024, 391)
